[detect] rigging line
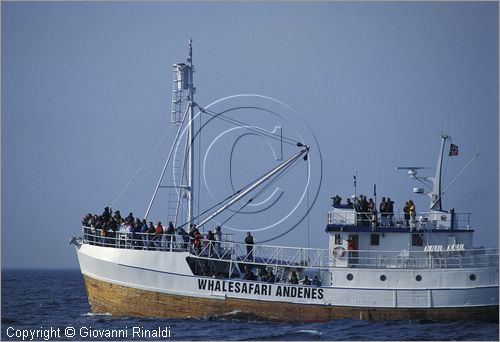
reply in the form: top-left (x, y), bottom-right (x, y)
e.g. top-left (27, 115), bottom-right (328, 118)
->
top-left (227, 148), bottom-right (300, 215)
top-left (144, 106), bottom-right (191, 220)
top-left (197, 109), bottom-right (202, 224)
top-left (110, 124), bottom-right (177, 208)
top-left (441, 145), bottom-right (486, 198)
top-left (205, 153), bottom-right (304, 230)
top-left (200, 107), bottom-right (300, 146)
top-left (178, 155), bottom-right (298, 229)
top-left (176, 189), bottom-right (243, 229)
top-left (221, 155), bottom-right (303, 223)
top-left (173, 123), bottom-right (191, 227)
top-left (177, 103), bottom-right (303, 183)
top-left (201, 107), bottom-right (298, 146)
top-left (178, 147), bottom-right (305, 229)
top-left (258, 135), bottom-right (324, 244)
top-left (307, 178), bottom-right (310, 249)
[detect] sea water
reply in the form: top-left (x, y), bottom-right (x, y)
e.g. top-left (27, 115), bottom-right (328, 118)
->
top-left (2, 270), bottom-right (498, 341)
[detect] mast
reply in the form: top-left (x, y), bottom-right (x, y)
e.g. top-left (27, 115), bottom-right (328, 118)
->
top-left (430, 132), bottom-right (449, 211)
top-left (186, 38), bottom-right (195, 225)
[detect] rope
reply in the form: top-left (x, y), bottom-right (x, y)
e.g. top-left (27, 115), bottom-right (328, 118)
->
top-left (219, 155), bottom-right (302, 227)
top-left (200, 107), bottom-right (301, 147)
top-left (110, 124), bottom-right (176, 207)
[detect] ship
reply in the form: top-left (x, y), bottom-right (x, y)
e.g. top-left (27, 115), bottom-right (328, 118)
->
top-left (71, 40), bottom-right (498, 322)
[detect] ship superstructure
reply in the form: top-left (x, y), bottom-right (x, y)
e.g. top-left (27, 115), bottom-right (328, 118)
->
top-left (71, 41), bottom-right (498, 322)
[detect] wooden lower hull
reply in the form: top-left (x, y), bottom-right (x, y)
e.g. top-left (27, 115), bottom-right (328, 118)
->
top-left (83, 275), bottom-right (498, 322)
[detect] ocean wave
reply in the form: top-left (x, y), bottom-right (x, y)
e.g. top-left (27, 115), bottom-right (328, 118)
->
top-left (297, 329), bottom-right (322, 336)
top-left (81, 312), bottom-right (112, 317)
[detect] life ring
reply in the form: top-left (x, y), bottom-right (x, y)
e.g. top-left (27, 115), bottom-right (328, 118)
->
top-left (333, 246), bottom-right (346, 258)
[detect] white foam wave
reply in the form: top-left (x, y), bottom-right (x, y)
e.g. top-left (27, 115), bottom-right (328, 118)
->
top-left (82, 312), bottom-right (112, 317)
top-left (297, 329), bottom-right (322, 335)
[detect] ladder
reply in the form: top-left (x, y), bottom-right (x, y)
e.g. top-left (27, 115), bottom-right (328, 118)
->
top-left (167, 69), bottom-right (189, 226)
top-left (171, 66), bottom-right (185, 123)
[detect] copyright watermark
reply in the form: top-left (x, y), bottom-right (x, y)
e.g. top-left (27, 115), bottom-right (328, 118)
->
top-left (5, 326), bottom-right (171, 340)
top-left (174, 94), bottom-right (323, 240)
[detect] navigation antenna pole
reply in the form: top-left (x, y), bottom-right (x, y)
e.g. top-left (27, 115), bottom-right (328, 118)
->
top-left (353, 169), bottom-right (357, 198)
top-left (430, 131), bottom-right (449, 211)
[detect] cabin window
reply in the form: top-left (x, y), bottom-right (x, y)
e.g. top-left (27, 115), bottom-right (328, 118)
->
top-left (380, 274), bottom-right (387, 281)
top-left (469, 274), bottom-right (476, 281)
top-left (415, 275), bottom-right (422, 282)
top-left (346, 273), bottom-right (354, 281)
top-left (412, 233), bottom-right (423, 246)
top-left (370, 234), bottom-right (380, 246)
top-left (334, 234), bottom-right (342, 245)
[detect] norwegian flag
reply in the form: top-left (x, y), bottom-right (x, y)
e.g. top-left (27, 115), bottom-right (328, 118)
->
top-left (449, 143), bottom-right (459, 156)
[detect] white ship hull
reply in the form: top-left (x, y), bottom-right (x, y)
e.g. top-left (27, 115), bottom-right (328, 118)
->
top-left (73, 241), bottom-right (499, 321)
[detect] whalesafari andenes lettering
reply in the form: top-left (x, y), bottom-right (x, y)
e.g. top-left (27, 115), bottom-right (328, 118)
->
top-left (198, 279), bottom-right (323, 300)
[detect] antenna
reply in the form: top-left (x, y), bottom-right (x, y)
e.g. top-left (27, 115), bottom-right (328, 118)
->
top-left (396, 132), bottom-right (482, 212)
top-left (353, 169), bottom-right (357, 198)
top-left (395, 132), bottom-right (449, 211)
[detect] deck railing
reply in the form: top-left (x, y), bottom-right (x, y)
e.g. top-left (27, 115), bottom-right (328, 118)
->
top-left (80, 227), bottom-right (498, 270)
top-left (328, 210), bottom-right (472, 230)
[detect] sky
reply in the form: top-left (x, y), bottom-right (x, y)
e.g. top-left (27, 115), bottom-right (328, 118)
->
top-left (2, 1), bottom-right (498, 269)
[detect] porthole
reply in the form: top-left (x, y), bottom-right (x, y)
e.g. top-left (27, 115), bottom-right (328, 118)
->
top-left (347, 273), bottom-right (354, 281)
top-left (469, 274), bottom-right (476, 281)
top-left (415, 275), bottom-right (422, 282)
top-left (380, 275), bottom-right (387, 281)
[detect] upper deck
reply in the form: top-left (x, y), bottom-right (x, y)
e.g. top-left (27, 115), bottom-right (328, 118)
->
top-left (326, 206), bottom-right (473, 232)
top-left (78, 226), bottom-right (497, 273)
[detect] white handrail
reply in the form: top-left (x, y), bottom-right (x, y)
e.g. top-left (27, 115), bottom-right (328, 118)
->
top-left (80, 226), bottom-right (498, 270)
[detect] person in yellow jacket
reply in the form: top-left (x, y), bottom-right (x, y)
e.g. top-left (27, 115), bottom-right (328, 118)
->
top-left (408, 200), bottom-right (416, 230)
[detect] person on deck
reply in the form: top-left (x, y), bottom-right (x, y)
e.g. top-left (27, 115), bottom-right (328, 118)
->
top-left (113, 210), bottom-right (122, 222)
top-left (403, 202), bottom-right (410, 227)
top-left (348, 238), bottom-right (357, 264)
top-left (379, 197), bottom-right (387, 226)
top-left (101, 207), bottom-right (112, 223)
top-left (408, 200), bottom-right (416, 230)
top-left (140, 219), bottom-right (148, 248)
top-left (386, 198), bottom-right (394, 226)
top-left (289, 271), bottom-right (299, 284)
top-left (312, 275), bottom-right (322, 286)
top-left (193, 230), bottom-right (202, 255)
top-left (177, 227), bottom-right (190, 250)
top-left (368, 198), bottom-right (377, 227)
top-left (243, 265), bottom-right (257, 281)
top-left (125, 212), bottom-right (134, 225)
top-left (245, 232), bottom-right (254, 261)
top-left (165, 222), bottom-right (176, 251)
top-left (206, 230), bottom-right (215, 257)
top-left (146, 222), bottom-right (156, 250)
top-left (154, 221), bottom-right (163, 250)
top-left (214, 226), bottom-right (222, 257)
top-left (267, 270), bottom-right (276, 283)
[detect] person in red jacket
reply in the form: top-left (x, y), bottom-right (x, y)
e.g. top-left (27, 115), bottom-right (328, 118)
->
top-left (154, 221), bottom-right (163, 250)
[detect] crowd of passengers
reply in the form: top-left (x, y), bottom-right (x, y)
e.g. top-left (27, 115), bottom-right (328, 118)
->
top-left (82, 207), bottom-right (223, 253)
top-left (242, 266), bottom-right (322, 286)
top-left (197, 262), bottom-right (322, 287)
top-left (332, 194), bottom-right (417, 228)
top-left (82, 207), bottom-right (322, 286)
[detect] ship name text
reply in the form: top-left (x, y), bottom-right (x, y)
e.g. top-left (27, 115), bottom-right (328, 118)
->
top-left (197, 279), bottom-right (324, 300)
